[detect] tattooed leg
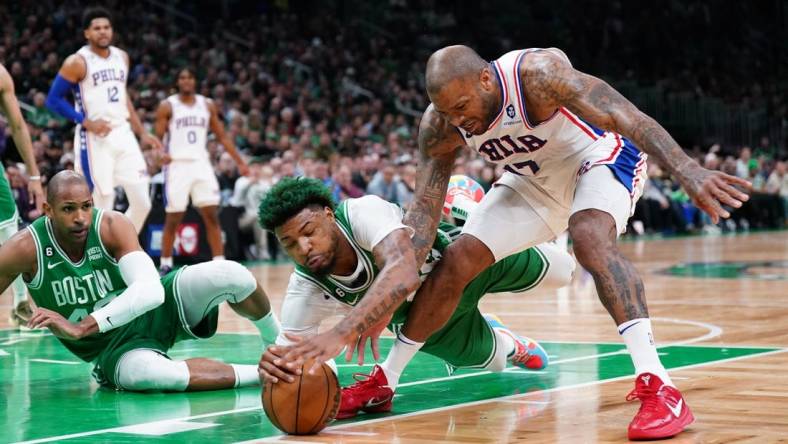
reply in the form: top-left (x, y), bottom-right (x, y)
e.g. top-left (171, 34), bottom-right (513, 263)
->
top-left (402, 235), bottom-right (494, 342)
top-left (569, 209), bottom-right (647, 324)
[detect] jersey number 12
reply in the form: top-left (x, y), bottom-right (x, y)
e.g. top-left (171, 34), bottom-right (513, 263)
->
top-left (107, 86), bottom-right (119, 103)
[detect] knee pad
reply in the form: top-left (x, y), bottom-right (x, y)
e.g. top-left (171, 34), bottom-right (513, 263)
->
top-left (211, 260), bottom-right (257, 304)
top-left (537, 244), bottom-right (576, 288)
top-left (116, 349), bottom-right (190, 392)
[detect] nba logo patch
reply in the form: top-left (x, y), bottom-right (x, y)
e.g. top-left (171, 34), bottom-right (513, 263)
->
top-left (506, 104), bottom-right (515, 118)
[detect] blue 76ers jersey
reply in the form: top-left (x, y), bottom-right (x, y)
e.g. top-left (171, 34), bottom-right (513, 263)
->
top-left (458, 49), bottom-right (647, 208)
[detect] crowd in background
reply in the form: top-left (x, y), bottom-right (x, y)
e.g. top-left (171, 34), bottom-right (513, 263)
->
top-left (0, 0), bottom-right (786, 260)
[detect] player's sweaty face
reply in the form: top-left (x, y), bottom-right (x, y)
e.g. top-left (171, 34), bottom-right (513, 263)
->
top-left (177, 71), bottom-right (196, 94)
top-left (276, 207), bottom-right (338, 274)
top-left (431, 73), bottom-right (499, 136)
top-left (47, 187), bottom-right (94, 243)
top-left (84, 18), bottom-right (113, 48)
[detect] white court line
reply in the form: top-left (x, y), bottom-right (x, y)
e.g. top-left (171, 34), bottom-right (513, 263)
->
top-left (7, 325), bottom-right (776, 444)
top-left (28, 358), bottom-right (81, 365)
top-left (317, 348), bottom-right (788, 436)
top-left (17, 347), bottom-right (787, 444)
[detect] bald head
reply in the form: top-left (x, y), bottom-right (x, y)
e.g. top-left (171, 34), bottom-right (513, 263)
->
top-left (47, 170), bottom-right (90, 203)
top-left (425, 45), bottom-right (488, 98)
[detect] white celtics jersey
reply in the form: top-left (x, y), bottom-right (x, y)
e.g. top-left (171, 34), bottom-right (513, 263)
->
top-left (165, 94), bottom-right (210, 161)
top-left (458, 49), bottom-right (647, 206)
top-left (75, 46), bottom-right (129, 127)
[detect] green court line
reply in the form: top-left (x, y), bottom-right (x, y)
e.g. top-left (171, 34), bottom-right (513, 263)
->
top-left (0, 332), bottom-right (780, 443)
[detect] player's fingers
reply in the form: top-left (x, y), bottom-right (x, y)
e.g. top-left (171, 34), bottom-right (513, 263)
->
top-left (357, 339), bottom-right (367, 366)
top-left (698, 195), bottom-right (726, 222)
top-left (260, 361), bottom-right (295, 383)
top-left (711, 186), bottom-right (744, 209)
top-left (371, 336), bottom-right (381, 362)
top-left (718, 172), bottom-right (752, 189)
top-left (715, 178), bottom-right (750, 202)
top-left (257, 366), bottom-right (279, 384)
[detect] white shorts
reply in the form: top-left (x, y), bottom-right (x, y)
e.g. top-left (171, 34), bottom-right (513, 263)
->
top-left (462, 165), bottom-right (641, 261)
top-left (163, 158), bottom-right (220, 213)
top-left (74, 124), bottom-right (149, 196)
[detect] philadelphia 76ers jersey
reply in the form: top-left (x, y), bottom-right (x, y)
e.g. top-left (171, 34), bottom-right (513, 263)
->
top-left (458, 49), bottom-right (647, 207)
top-left (75, 46), bottom-right (130, 127)
top-left (165, 94), bottom-right (210, 161)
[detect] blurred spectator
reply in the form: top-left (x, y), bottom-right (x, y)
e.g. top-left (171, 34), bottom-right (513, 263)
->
top-left (6, 163), bottom-right (41, 223)
top-left (366, 162), bottom-right (399, 203)
top-left (216, 152), bottom-right (240, 206)
top-left (234, 159), bottom-right (274, 260)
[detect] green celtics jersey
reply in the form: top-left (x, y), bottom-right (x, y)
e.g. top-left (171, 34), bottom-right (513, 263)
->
top-left (293, 199), bottom-right (460, 306)
top-left (25, 209), bottom-right (127, 362)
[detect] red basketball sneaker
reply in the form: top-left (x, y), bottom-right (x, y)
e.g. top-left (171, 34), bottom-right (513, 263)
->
top-left (337, 365), bottom-right (394, 419)
top-left (627, 373), bottom-right (694, 440)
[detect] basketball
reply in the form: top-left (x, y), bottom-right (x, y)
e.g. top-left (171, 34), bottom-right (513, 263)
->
top-left (443, 175), bottom-right (486, 220)
top-left (262, 360), bottom-right (341, 435)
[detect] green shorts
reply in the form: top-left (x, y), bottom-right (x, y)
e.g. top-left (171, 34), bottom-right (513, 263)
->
top-left (92, 268), bottom-right (220, 389)
top-left (0, 164), bottom-right (19, 230)
top-left (389, 246), bottom-right (549, 369)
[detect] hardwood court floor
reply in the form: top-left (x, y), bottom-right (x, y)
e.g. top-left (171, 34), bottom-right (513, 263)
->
top-left (1, 231), bottom-right (787, 443)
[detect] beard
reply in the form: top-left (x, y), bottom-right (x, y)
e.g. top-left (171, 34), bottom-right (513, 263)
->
top-left (479, 88), bottom-right (500, 130)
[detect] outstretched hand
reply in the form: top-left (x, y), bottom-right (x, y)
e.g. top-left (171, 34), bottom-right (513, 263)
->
top-left (281, 330), bottom-right (358, 375)
top-left (678, 163), bottom-right (751, 224)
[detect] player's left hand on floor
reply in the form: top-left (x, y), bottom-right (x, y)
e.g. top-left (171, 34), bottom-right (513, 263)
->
top-left (681, 164), bottom-right (751, 224)
top-left (26, 308), bottom-right (84, 340)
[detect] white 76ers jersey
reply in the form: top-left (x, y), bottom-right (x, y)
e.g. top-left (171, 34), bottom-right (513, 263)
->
top-left (165, 94), bottom-right (210, 161)
top-left (75, 46), bottom-right (129, 127)
top-left (458, 49), bottom-right (647, 207)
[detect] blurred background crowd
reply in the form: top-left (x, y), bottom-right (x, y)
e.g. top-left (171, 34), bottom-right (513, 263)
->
top-left (1, 0), bottom-right (786, 260)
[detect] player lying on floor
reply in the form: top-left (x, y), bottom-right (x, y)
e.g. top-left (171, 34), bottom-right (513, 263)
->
top-left (257, 177), bottom-right (575, 419)
top-left (0, 171), bottom-right (281, 392)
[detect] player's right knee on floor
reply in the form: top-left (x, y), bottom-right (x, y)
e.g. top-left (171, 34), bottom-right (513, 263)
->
top-left (116, 349), bottom-right (190, 392)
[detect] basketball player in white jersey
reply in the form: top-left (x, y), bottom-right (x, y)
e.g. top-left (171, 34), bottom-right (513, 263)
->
top-left (46, 7), bottom-right (162, 233)
top-left (154, 68), bottom-right (249, 274)
top-left (0, 63), bottom-right (44, 326)
top-left (283, 46), bottom-right (752, 440)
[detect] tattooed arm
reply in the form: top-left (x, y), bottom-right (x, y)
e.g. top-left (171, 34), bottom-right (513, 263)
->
top-left (404, 105), bottom-right (464, 264)
top-left (281, 227), bottom-right (421, 369)
top-left (522, 50), bottom-right (750, 223)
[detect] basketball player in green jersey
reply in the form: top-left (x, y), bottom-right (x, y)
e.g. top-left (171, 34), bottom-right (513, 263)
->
top-left (0, 63), bottom-right (45, 326)
top-left (0, 171), bottom-right (280, 391)
top-left (257, 178), bottom-right (575, 418)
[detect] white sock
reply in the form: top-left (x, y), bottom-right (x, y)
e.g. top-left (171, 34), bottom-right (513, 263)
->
top-left (212, 255), bottom-right (225, 261)
top-left (231, 364), bottom-right (261, 387)
top-left (618, 318), bottom-right (674, 386)
top-left (253, 311), bottom-right (281, 347)
top-left (160, 256), bottom-right (173, 268)
top-left (484, 328), bottom-right (516, 372)
top-left (379, 333), bottom-right (423, 390)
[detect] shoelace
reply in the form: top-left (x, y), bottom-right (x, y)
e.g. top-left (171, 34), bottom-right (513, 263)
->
top-left (626, 385), bottom-right (660, 414)
top-left (343, 372), bottom-right (378, 394)
top-left (511, 341), bottom-right (533, 364)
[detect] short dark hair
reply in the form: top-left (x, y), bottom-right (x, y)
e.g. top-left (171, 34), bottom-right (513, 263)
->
top-left (82, 7), bottom-right (112, 30)
top-left (177, 66), bottom-right (197, 79)
top-left (258, 177), bottom-right (336, 231)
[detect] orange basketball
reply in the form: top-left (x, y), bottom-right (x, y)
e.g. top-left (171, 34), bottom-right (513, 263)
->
top-left (262, 360), bottom-right (341, 435)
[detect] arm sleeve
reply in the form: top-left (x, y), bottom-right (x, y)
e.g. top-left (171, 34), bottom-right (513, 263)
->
top-left (346, 195), bottom-right (414, 251)
top-left (89, 251), bottom-right (165, 333)
top-left (275, 273), bottom-right (348, 346)
top-left (45, 74), bottom-right (85, 124)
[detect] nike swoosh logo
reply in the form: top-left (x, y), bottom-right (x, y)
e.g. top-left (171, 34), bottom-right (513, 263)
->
top-left (364, 398), bottom-right (389, 408)
top-left (47, 261), bottom-right (63, 270)
top-left (666, 398), bottom-right (683, 417)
